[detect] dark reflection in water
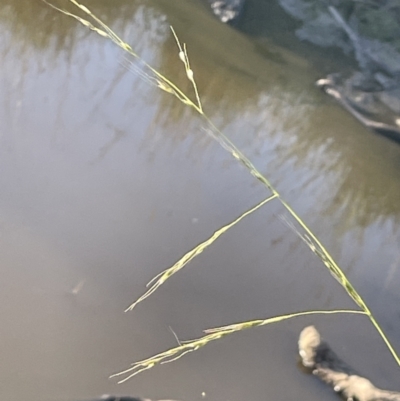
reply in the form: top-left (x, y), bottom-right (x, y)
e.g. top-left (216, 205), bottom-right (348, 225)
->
top-left (0, 1), bottom-right (400, 401)
top-left (152, 29), bottom-right (400, 230)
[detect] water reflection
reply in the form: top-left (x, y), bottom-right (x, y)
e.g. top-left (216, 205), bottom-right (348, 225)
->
top-left (1, 0), bottom-right (400, 297)
top-left (119, 5), bottom-right (400, 231)
top-left (1, 0), bottom-right (400, 400)
top-left (145, 38), bottom-right (400, 232)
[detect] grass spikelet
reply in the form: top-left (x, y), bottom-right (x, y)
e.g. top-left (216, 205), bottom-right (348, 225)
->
top-left (170, 27), bottom-right (203, 113)
top-left (186, 69), bottom-right (194, 81)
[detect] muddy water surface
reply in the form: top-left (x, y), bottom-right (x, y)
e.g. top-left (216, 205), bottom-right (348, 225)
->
top-left (1, 1), bottom-right (400, 401)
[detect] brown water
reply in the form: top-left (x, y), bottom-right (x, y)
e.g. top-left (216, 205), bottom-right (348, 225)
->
top-left (1, 1), bottom-right (400, 400)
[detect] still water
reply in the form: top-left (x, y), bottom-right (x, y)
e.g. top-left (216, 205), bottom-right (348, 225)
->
top-left (0, 1), bottom-right (399, 400)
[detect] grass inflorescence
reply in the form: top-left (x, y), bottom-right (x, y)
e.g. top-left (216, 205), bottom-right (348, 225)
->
top-left (43, 0), bottom-right (400, 383)
top-left (111, 309), bottom-right (367, 383)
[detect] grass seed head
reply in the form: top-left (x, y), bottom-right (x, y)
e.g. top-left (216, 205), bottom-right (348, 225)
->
top-left (186, 69), bottom-right (194, 81)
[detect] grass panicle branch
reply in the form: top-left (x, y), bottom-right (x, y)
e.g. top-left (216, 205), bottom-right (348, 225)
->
top-left (170, 27), bottom-right (203, 113)
top-left (44, 0), bottom-right (400, 377)
top-left (111, 309), bottom-right (367, 383)
top-left (125, 194), bottom-right (278, 311)
top-left (42, 0), bottom-right (203, 112)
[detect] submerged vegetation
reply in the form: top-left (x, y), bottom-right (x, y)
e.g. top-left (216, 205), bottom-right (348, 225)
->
top-left (43, 0), bottom-right (399, 384)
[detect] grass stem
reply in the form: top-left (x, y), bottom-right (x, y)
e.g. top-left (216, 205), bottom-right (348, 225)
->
top-left (43, 0), bottom-right (400, 376)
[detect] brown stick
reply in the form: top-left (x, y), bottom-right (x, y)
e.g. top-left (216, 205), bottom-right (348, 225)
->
top-left (298, 326), bottom-right (400, 401)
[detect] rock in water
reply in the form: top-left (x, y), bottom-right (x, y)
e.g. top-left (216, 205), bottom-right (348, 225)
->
top-left (298, 326), bottom-right (400, 401)
top-left (207, 0), bottom-right (246, 23)
top-left (316, 73), bottom-right (400, 144)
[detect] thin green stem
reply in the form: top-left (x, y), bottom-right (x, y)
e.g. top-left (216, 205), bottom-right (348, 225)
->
top-left (368, 312), bottom-right (400, 366)
top-left (44, 0), bottom-right (400, 369)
